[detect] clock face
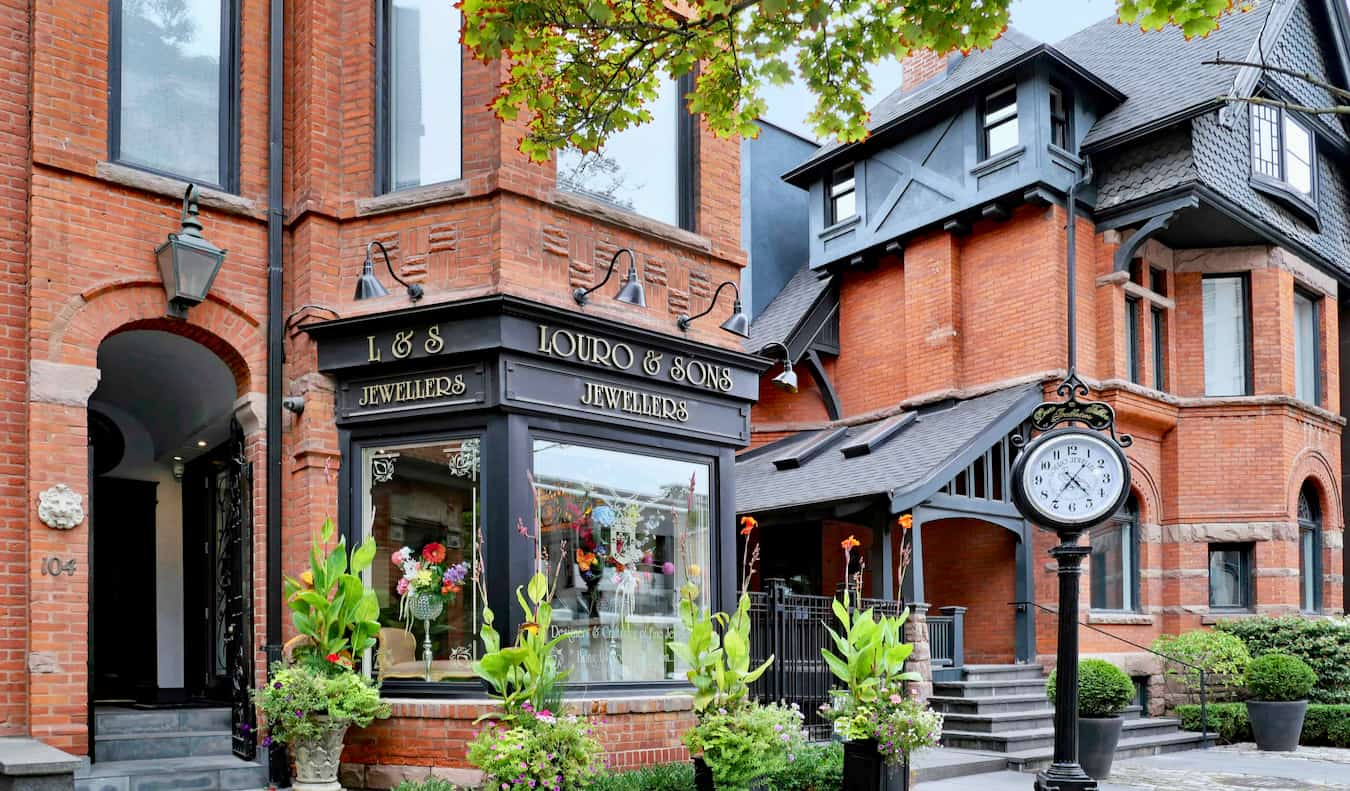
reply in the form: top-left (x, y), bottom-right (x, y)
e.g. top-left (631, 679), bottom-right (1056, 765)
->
top-left (1014, 429), bottom-right (1129, 528)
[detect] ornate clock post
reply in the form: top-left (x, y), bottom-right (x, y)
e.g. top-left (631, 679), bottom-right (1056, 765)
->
top-left (1010, 374), bottom-right (1132, 791)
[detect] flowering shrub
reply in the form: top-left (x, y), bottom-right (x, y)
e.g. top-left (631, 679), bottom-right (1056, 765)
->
top-left (252, 662), bottom-right (389, 747)
top-left (467, 702), bottom-right (604, 791)
top-left (825, 684), bottom-right (942, 766)
top-left (683, 701), bottom-right (806, 791)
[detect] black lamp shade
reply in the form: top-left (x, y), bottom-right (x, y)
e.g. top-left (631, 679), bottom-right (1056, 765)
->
top-left (354, 256), bottom-right (391, 300)
top-left (156, 232), bottom-right (225, 319)
top-left (719, 299), bottom-right (751, 338)
top-left (614, 261), bottom-right (646, 307)
top-left (772, 362), bottom-right (799, 394)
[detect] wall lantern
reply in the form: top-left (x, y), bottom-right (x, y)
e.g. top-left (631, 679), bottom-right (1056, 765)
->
top-left (156, 185), bottom-right (226, 319)
top-left (677, 280), bottom-right (750, 338)
top-left (573, 248), bottom-right (646, 308)
top-left (355, 240), bottom-right (424, 302)
top-left (760, 341), bottom-right (798, 393)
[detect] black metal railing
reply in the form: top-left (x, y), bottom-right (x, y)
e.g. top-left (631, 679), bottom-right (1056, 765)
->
top-left (928, 606), bottom-right (966, 669)
top-left (1009, 601), bottom-right (1209, 748)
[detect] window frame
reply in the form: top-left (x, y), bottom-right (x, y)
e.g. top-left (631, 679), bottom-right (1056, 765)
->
top-left (1125, 296), bottom-right (1142, 385)
top-left (1208, 542), bottom-right (1254, 611)
top-left (1293, 287), bottom-right (1322, 406)
top-left (980, 84), bottom-right (1020, 160)
top-left (107, 0), bottom-right (241, 193)
top-left (1249, 102), bottom-right (1319, 221)
top-left (1201, 273), bottom-right (1254, 397)
top-left (1297, 485), bottom-right (1323, 613)
top-left (1089, 496), bottom-right (1140, 613)
top-left (827, 163), bottom-right (858, 226)
top-left (1151, 305), bottom-right (1166, 392)
top-left (1049, 82), bottom-right (1071, 151)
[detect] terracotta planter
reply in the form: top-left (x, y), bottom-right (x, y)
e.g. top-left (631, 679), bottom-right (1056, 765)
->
top-left (290, 721), bottom-right (349, 791)
top-left (1246, 700), bottom-right (1307, 752)
top-left (842, 738), bottom-right (908, 791)
top-left (1078, 716), bottom-right (1124, 779)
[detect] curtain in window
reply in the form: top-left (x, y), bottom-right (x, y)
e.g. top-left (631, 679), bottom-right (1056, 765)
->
top-left (1202, 278), bottom-right (1247, 396)
top-left (1294, 292), bottom-right (1318, 403)
top-left (390, 0), bottom-right (462, 190)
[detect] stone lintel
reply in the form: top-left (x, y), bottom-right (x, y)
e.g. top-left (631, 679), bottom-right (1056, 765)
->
top-left (1161, 521), bottom-right (1297, 543)
top-left (30, 361), bottom-right (101, 407)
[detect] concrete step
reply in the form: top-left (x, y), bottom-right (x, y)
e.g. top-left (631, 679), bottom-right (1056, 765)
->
top-left (912, 748), bottom-right (1011, 783)
top-left (76, 755), bottom-right (267, 791)
top-left (93, 730), bottom-right (234, 762)
top-left (1120, 704), bottom-right (1143, 719)
top-left (95, 708), bottom-right (231, 735)
top-left (961, 664), bottom-right (1047, 682)
top-left (928, 693), bottom-right (1053, 715)
top-left (931, 679), bottom-right (1048, 698)
top-left (1005, 730), bottom-right (1205, 773)
top-left (939, 709), bottom-right (1056, 734)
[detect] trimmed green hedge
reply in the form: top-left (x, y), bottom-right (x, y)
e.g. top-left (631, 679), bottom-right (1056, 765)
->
top-left (1176, 702), bottom-right (1350, 747)
top-left (593, 744), bottom-right (844, 791)
top-left (1215, 617), bottom-right (1350, 704)
top-left (1245, 653), bottom-right (1316, 702)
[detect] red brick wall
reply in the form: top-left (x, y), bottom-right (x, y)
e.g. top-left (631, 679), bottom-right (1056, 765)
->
top-left (921, 518), bottom-right (1018, 664)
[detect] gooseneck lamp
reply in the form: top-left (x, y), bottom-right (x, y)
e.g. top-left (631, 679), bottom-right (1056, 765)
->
top-left (677, 280), bottom-right (750, 338)
top-left (354, 240), bottom-right (424, 302)
top-left (760, 341), bottom-right (798, 394)
top-left (573, 247), bottom-right (646, 307)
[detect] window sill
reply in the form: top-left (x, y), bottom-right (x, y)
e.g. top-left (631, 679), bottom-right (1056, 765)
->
top-left (971, 145), bottom-right (1026, 178)
top-left (1087, 611), bottom-right (1153, 625)
top-left (550, 190), bottom-right (712, 254)
top-left (1250, 174), bottom-right (1320, 230)
top-left (355, 179), bottom-right (472, 217)
top-left (1200, 610), bottom-right (1257, 625)
top-left (95, 161), bottom-right (261, 220)
top-left (818, 213), bottom-right (862, 241)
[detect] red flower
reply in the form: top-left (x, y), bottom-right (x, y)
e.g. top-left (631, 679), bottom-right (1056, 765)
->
top-left (421, 543), bottom-right (447, 564)
top-left (325, 653), bottom-right (339, 663)
top-left (739, 516), bottom-right (758, 536)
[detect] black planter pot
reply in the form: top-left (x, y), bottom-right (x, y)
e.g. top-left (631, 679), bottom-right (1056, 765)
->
top-left (1246, 700), bottom-right (1308, 752)
top-left (1078, 716), bottom-right (1124, 779)
top-left (842, 739), bottom-right (909, 791)
top-left (691, 757), bottom-right (768, 791)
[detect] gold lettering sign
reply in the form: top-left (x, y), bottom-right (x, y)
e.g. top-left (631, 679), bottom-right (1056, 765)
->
top-left (580, 381), bottom-right (689, 423)
top-left (358, 373), bottom-right (467, 408)
top-left (537, 323), bottom-right (733, 393)
top-left (368, 325), bottom-right (444, 363)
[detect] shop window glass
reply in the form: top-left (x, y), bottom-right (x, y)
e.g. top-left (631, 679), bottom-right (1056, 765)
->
top-left (361, 438), bottom-right (481, 683)
top-left (532, 440), bottom-right (711, 684)
top-left (386, 0), bottom-right (462, 191)
top-left (1208, 542), bottom-right (1253, 610)
top-left (1090, 496), bottom-right (1137, 611)
top-left (1202, 275), bottom-right (1250, 396)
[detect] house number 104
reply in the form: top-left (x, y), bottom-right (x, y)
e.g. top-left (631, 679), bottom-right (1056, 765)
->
top-left (40, 557), bottom-right (76, 577)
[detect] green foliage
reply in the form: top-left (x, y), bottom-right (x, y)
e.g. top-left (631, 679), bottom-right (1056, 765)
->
top-left (1047, 659), bottom-right (1135, 717)
top-left (760, 742), bottom-right (844, 791)
top-left (283, 517), bottom-right (382, 665)
top-left (828, 689), bottom-right (943, 765)
top-left (473, 572), bottom-right (580, 721)
top-left (1215, 616), bottom-right (1350, 704)
top-left (683, 702), bottom-right (806, 791)
top-left (468, 709), bottom-right (604, 791)
top-left (458, 1), bottom-right (1236, 161)
top-left (1151, 629), bottom-right (1252, 702)
top-left (1245, 653), bottom-right (1317, 702)
top-left (391, 780), bottom-right (466, 791)
top-left (668, 585), bottom-right (773, 714)
top-left (591, 763), bottom-right (696, 791)
top-left (1177, 702), bottom-right (1350, 748)
top-left (251, 662), bottom-right (390, 746)
top-left (821, 595), bottom-right (920, 704)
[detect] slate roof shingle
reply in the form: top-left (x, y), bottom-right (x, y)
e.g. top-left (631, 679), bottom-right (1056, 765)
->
top-left (746, 265), bottom-right (832, 352)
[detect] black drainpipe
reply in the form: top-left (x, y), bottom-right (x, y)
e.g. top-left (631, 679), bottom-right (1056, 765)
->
top-left (265, 0), bottom-right (287, 783)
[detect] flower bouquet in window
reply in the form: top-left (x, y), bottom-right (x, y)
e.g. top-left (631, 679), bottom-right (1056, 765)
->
top-left (392, 541), bottom-right (472, 678)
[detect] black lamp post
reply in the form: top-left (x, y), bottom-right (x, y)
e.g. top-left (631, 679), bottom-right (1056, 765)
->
top-left (354, 240), bottom-right (424, 302)
top-left (677, 280), bottom-right (750, 338)
top-left (156, 185), bottom-right (226, 319)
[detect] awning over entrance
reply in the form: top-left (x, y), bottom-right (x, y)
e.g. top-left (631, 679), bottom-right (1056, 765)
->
top-left (737, 383), bottom-right (1041, 517)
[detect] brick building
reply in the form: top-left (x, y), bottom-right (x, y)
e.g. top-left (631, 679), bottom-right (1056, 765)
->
top-left (0, 0), bottom-right (765, 786)
top-left (739, 0), bottom-right (1348, 752)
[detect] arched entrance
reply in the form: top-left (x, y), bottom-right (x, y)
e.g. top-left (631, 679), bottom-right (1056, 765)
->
top-left (86, 329), bottom-right (254, 758)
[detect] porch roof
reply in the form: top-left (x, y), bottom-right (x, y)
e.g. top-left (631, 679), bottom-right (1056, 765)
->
top-left (737, 383), bottom-right (1040, 517)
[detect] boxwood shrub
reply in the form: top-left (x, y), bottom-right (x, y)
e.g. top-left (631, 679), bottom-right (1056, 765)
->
top-left (591, 762), bottom-right (696, 791)
top-left (1176, 702), bottom-right (1350, 747)
top-left (593, 744), bottom-right (844, 791)
top-left (1245, 653), bottom-right (1316, 702)
top-left (1047, 659), bottom-right (1135, 717)
top-left (1215, 617), bottom-right (1350, 704)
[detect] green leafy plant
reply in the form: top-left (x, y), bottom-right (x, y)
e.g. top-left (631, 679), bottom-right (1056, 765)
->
top-left (391, 781), bottom-right (465, 791)
top-left (827, 688), bottom-right (943, 764)
top-left (473, 571), bottom-right (580, 720)
top-left (252, 662), bottom-right (390, 747)
top-left (820, 537), bottom-right (920, 704)
top-left (668, 585), bottom-right (773, 714)
top-left (760, 742), bottom-right (844, 791)
top-left (467, 704), bottom-right (605, 791)
top-left (1216, 616), bottom-right (1350, 704)
top-left (283, 517), bottom-right (381, 669)
top-left (683, 702), bottom-right (806, 791)
top-left (1047, 659), bottom-right (1135, 718)
top-left (1151, 629), bottom-right (1252, 704)
top-left (591, 762), bottom-right (696, 791)
top-left (1245, 653), bottom-right (1317, 702)
top-left (1177, 702), bottom-right (1350, 748)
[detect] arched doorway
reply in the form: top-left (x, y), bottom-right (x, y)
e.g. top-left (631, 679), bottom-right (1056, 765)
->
top-left (87, 329), bottom-right (247, 711)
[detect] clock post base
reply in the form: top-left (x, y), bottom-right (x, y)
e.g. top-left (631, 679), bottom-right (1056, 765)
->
top-left (1034, 763), bottom-right (1097, 791)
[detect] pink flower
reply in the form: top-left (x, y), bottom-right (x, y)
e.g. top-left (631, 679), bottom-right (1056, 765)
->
top-left (889, 694), bottom-right (903, 704)
top-left (661, 562), bottom-right (676, 576)
top-left (396, 578), bottom-right (410, 596)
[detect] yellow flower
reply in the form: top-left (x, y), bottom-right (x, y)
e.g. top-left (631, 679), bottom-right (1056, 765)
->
top-left (841, 535), bottom-right (860, 552)
top-left (687, 564), bottom-right (702, 578)
top-left (415, 569), bottom-right (434, 587)
top-left (897, 514), bottom-right (913, 531)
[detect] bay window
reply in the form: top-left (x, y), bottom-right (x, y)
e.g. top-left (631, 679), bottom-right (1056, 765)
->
top-left (1294, 289), bottom-right (1320, 405)
top-left (112, 0), bottom-right (237, 189)
top-left (1251, 103), bottom-right (1316, 203)
top-left (382, 0), bottom-right (463, 192)
top-left (1202, 275), bottom-right (1251, 396)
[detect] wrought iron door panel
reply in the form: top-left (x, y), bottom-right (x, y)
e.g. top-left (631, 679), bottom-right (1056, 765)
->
top-left (222, 419), bottom-right (257, 760)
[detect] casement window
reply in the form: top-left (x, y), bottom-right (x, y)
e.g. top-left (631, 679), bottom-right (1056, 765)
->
top-left (381, 0), bottom-right (463, 192)
top-left (1049, 84), bottom-right (1070, 149)
top-left (827, 164), bottom-right (857, 225)
top-left (982, 85), bottom-right (1019, 158)
top-left (556, 75), bottom-right (693, 229)
top-left (111, 0), bottom-right (238, 190)
top-left (1149, 267), bottom-right (1167, 297)
top-left (1090, 496), bottom-right (1139, 611)
top-left (1125, 297), bottom-right (1142, 385)
top-left (1202, 275), bottom-right (1252, 396)
top-left (1297, 484), bottom-right (1322, 613)
top-left (1208, 543), bottom-right (1254, 610)
top-left (1151, 307), bottom-right (1166, 391)
top-left (1293, 289), bottom-right (1321, 405)
top-left (1251, 104), bottom-right (1316, 199)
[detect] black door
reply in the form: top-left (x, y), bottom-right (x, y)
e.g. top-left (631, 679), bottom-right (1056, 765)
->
top-left (184, 447), bottom-right (233, 702)
top-left (91, 477), bottom-right (159, 702)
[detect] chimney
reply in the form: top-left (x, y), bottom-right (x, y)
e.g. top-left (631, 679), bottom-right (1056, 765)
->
top-left (901, 50), bottom-right (947, 92)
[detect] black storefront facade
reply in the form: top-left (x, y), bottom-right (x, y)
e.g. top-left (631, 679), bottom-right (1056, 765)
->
top-left (306, 294), bottom-right (766, 700)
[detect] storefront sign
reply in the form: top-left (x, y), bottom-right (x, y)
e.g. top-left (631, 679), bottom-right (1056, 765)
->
top-left (339, 364), bottom-right (485, 418)
top-left (536, 323), bottom-right (737, 395)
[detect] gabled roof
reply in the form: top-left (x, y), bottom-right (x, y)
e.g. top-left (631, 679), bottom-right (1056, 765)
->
top-left (746, 264), bottom-right (832, 354)
top-left (737, 384), bottom-right (1040, 516)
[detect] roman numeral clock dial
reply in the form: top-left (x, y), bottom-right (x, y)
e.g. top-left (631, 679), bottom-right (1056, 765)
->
top-left (1012, 428), bottom-right (1130, 531)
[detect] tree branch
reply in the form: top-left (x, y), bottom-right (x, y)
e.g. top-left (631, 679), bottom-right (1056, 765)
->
top-left (1203, 57), bottom-right (1350, 102)
top-left (1219, 94), bottom-right (1350, 116)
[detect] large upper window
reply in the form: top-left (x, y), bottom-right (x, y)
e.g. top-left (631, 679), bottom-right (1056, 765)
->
top-left (1049, 84), bottom-right (1070, 149)
top-left (828, 164), bottom-right (857, 225)
top-left (533, 439), bottom-right (710, 684)
top-left (1251, 104), bottom-right (1315, 198)
top-left (1209, 543), bottom-right (1253, 610)
top-left (1202, 275), bottom-right (1251, 396)
top-left (384, 0), bottom-right (462, 192)
top-left (982, 85), bottom-right (1019, 158)
top-left (113, 0), bottom-right (236, 188)
top-left (1298, 484), bottom-right (1322, 613)
top-left (1294, 289), bottom-right (1321, 405)
top-left (1090, 496), bottom-right (1139, 611)
top-left (557, 76), bottom-right (688, 228)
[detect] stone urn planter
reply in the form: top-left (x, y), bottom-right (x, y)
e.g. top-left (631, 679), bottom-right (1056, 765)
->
top-left (1246, 700), bottom-right (1307, 752)
top-left (1078, 716), bottom-right (1125, 780)
top-left (290, 720), bottom-right (350, 791)
top-left (842, 738), bottom-right (909, 791)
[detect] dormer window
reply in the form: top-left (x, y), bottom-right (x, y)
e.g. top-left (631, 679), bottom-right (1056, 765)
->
top-left (1251, 103), bottom-right (1315, 199)
top-left (982, 85), bottom-right (1019, 157)
top-left (1049, 84), bottom-right (1070, 149)
top-left (828, 164), bottom-right (857, 224)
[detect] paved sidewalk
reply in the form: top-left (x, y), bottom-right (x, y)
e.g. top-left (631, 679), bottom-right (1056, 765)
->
top-left (919, 744), bottom-right (1350, 790)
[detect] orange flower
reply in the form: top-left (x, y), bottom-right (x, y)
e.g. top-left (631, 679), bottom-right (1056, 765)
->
top-left (739, 516), bottom-right (758, 536)
top-left (897, 514), bottom-right (913, 531)
top-left (841, 535), bottom-right (861, 552)
top-left (576, 548), bottom-right (597, 572)
top-left (519, 622), bottom-right (540, 636)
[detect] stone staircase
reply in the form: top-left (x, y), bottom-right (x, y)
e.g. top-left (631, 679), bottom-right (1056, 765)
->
top-left (930, 664), bottom-right (1204, 772)
top-left (77, 707), bottom-right (267, 791)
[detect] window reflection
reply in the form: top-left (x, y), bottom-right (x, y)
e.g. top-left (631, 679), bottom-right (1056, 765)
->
top-left (533, 440), bottom-right (710, 683)
top-left (389, 0), bottom-right (462, 190)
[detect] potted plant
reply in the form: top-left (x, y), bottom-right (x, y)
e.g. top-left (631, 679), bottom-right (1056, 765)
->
top-left (820, 532), bottom-right (934, 791)
top-left (1244, 653), bottom-right (1317, 752)
top-left (1045, 659), bottom-right (1134, 779)
top-left (672, 516), bottom-right (806, 791)
top-left (253, 518), bottom-right (391, 791)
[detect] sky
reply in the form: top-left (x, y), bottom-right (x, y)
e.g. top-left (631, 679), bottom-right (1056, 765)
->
top-left (760, 0), bottom-right (1118, 140)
